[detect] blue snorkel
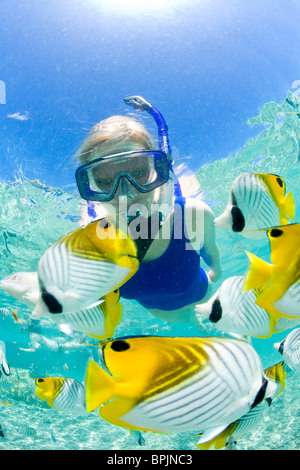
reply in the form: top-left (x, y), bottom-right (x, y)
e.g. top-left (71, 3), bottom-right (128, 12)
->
top-left (124, 96), bottom-right (172, 165)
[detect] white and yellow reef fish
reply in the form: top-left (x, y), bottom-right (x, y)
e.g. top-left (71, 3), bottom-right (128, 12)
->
top-left (0, 270), bottom-right (122, 339)
top-left (35, 377), bottom-right (86, 414)
top-left (0, 340), bottom-right (10, 378)
top-left (274, 328), bottom-right (300, 371)
top-left (196, 361), bottom-right (286, 450)
top-left (55, 289), bottom-right (122, 339)
top-left (244, 223), bottom-right (300, 318)
top-left (85, 335), bottom-right (273, 435)
top-left (195, 276), bottom-right (300, 339)
top-left (214, 172), bottom-right (295, 239)
top-left (32, 218), bottom-right (139, 318)
top-left (0, 272), bottom-right (39, 308)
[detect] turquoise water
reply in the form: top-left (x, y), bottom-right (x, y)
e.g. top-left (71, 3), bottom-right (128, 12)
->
top-left (0, 93), bottom-right (300, 450)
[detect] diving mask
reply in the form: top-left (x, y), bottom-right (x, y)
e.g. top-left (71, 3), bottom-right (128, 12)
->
top-left (76, 96), bottom-right (175, 202)
top-left (75, 149), bottom-right (172, 202)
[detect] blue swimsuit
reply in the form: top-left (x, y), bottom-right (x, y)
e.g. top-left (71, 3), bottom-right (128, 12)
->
top-left (119, 184), bottom-right (208, 310)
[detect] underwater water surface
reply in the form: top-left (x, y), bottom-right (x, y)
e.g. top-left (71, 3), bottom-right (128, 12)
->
top-left (0, 93), bottom-right (300, 450)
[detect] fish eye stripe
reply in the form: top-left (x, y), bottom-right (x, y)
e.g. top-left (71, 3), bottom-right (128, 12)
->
top-left (209, 298), bottom-right (222, 323)
top-left (269, 228), bottom-right (283, 237)
top-left (41, 288), bottom-right (63, 314)
top-left (110, 340), bottom-right (130, 351)
top-left (250, 378), bottom-right (268, 409)
top-left (278, 340), bottom-right (285, 354)
top-left (231, 206), bottom-right (245, 232)
top-left (1, 363), bottom-right (10, 376)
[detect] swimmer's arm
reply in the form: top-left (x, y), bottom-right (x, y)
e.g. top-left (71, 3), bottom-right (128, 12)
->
top-left (185, 198), bottom-right (221, 282)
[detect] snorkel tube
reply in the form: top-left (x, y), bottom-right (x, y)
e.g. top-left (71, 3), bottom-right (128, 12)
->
top-left (124, 96), bottom-right (177, 258)
top-left (124, 96), bottom-right (172, 163)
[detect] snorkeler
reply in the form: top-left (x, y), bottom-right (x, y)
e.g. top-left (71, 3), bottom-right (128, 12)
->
top-left (75, 96), bottom-right (221, 324)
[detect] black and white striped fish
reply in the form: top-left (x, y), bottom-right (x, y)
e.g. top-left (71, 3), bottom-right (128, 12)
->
top-left (0, 267), bottom-right (122, 339)
top-left (32, 218), bottom-right (138, 318)
top-left (196, 361), bottom-right (286, 450)
top-left (55, 290), bottom-right (122, 339)
top-left (194, 276), bottom-right (299, 339)
top-left (274, 327), bottom-right (300, 371)
top-left (35, 377), bottom-right (86, 414)
top-left (0, 340), bottom-right (10, 378)
top-left (214, 172), bottom-right (295, 239)
top-left (85, 335), bottom-right (272, 434)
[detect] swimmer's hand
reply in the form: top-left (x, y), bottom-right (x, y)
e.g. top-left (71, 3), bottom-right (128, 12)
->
top-left (207, 266), bottom-right (222, 283)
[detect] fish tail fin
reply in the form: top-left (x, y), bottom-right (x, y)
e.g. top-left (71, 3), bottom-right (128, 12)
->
top-left (268, 312), bottom-right (279, 335)
top-left (85, 360), bottom-right (115, 412)
top-left (281, 191), bottom-right (295, 222)
top-left (91, 302), bottom-right (122, 340)
top-left (109, 301), bottom-right (123, 330)
top-left (264, 360), bottom-right (287, 396)
top-left (243, 251), bottom-right (273, 291)
top-left (103, 289), bottom-right (123, 329)
top-left (93, 290), bottom-right (122, 339)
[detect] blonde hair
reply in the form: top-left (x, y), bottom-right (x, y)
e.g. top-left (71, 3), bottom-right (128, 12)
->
top-left (76, 115), bottom-right (155, 165)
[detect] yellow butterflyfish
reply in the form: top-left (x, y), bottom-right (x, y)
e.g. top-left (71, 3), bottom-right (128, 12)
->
top-left (214, 172), bottom-right (295, 239)
top-left (35, 377), bottom-right (86, 415)
top-left (85, 335), bottom-right (272, 435)
top-left (195, 275), bottom-right (283, 339)
top-left (32, 217), bottom-right (139, 318)
top-left (52, 289), bottom-right (123, 339)
top-left (244, 223), bottom-right (300, 318)
top-left (274, 328), bottom-right (300, 372)
top-left (196, 361), bottom-right (286, 450)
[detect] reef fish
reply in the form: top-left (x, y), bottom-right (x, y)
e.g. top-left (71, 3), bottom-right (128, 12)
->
top-left (0, 340), bottom-right (10, 378)
top-left (214, 172), bottom-right (295, 239)
top-left (0, 270), bottom-right (122, 339)
top-left (196, 361), bottom-right (286, 450)
top-left (0, 272), bottom-right (39, 308)
top-left (274, 328), bottom-right (300, 371)
top-left (244, 224), bottom-right (300, 318)
top-left (35, 377), bottom-right (86, 414)
top-left (85, 335), bottom-right (272, 434)
top-left (194, 276), bottom-right (300, 339)
top-left (32, 217), bottom-right (139, 318)
top-left (53, 289), bottom-right (122, 339)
